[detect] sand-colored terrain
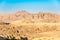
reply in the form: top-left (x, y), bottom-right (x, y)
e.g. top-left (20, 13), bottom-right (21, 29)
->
top-left (0, 11), bottom-right (60, 40)
top-left (0, 11), bottom-right (60, 23)
top-left (0, 19), bottom-right (60, 40)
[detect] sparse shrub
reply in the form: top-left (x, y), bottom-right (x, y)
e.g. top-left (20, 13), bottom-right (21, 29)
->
top-left (10, 36), bottom-right (16, 40)
top-left (0, 22), bottom-right (10, 25)
top-left (17, 30), bottom-right (19, 33)
top-left (5, 36), bottom-right (16, 40)
top-left (20, 37), bottom-right (28, 40)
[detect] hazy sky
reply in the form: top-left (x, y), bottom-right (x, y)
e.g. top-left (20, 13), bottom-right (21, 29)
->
top-left (0, 0), bottom-right (60, 14)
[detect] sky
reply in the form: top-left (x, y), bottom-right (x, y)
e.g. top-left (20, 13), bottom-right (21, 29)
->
top-left (0, 0), bottom-right (60, 14)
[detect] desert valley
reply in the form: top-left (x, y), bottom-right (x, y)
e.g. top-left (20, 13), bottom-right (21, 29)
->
top-left (0, 11), bottom-right (60, 40)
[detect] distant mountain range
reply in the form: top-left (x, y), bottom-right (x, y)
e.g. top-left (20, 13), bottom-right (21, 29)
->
top-left (0, 10), bottom-right (60, 23)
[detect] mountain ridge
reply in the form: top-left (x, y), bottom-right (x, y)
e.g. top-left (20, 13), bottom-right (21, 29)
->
top-left (0, 11), bottom-right (60, 23)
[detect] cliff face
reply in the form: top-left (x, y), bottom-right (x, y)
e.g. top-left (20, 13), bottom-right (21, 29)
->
top-left (0, 11), bottom-right (60, 23)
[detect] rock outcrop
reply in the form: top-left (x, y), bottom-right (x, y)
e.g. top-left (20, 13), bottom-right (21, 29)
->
top-left (0, 11), bottom-right (60, 23)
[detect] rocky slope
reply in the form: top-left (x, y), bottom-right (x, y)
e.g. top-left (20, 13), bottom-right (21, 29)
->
top-left (0, 10), bottom-right (60, 23)
top-left (0, 22), bottom-right (60, 40)
top-left (0, 11), bottom-right (60, 40)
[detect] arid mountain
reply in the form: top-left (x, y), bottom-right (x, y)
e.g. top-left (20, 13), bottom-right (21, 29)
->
top-left (0, 10), bottom-right (60, 23)
top-left (0, 11), bottom-right (60, 40)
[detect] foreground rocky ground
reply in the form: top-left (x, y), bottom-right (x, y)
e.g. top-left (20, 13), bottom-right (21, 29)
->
top-left (0, 20), bottom-right (60, 40)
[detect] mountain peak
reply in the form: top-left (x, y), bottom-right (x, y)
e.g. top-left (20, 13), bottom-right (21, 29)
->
top-left (15, 10), bottom-right (29, 16)
top-left (16, 10), bottom-right (27, 14)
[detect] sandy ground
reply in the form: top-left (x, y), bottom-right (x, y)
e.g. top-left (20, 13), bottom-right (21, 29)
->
top-left (0, 22), bottom-right (60, 40)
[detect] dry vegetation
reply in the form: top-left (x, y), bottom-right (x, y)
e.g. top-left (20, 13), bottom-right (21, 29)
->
top-left (0, 21), bottom-right (60, 40)
top-left (0, 11), bottom-right (60, 40)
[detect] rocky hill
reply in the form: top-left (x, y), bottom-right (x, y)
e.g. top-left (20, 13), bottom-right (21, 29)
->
top-left (0, 10), bottom-right (60, 23)
top-left (0, 11), bottom-right (60, 40)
